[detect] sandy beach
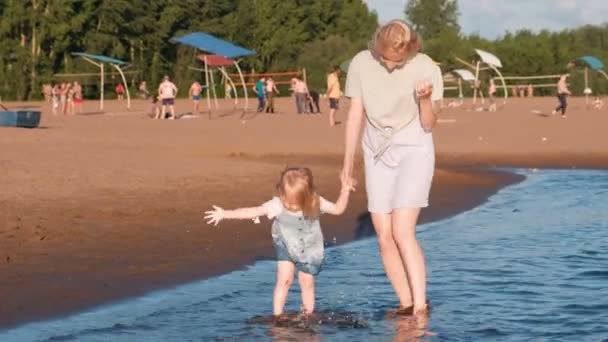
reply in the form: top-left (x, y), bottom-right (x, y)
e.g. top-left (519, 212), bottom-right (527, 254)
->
top-left (1, 95), bottom-right (606, 329)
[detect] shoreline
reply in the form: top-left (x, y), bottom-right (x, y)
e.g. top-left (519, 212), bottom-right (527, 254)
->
top-left (0, 163), bottom-right (523, 331)
top-left (2, 96), bottom-right (607, 330)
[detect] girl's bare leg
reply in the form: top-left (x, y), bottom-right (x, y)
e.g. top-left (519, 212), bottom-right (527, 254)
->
top-left (273, 261), bottom-right (295, 316)
top-left (298, 271), bottom-right (315, 314)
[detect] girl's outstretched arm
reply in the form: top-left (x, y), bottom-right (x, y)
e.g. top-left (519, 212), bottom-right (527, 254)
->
top-left (204, 205), bottom-right (268, 226)
top-left (322, 175), bottom-right (354, 216)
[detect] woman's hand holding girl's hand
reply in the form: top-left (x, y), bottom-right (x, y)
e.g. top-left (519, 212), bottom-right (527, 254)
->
top-left (204, 205), bottom-right (225, 226)
top-left (340, 171), bottom-right (357, 192)
top-left (415, 80), bottom-right (433, 100)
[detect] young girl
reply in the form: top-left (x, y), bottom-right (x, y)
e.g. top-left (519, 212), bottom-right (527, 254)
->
top-left (204, 167), bottom-right (353, 317)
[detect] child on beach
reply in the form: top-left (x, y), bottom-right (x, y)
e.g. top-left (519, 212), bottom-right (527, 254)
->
top-left (204, 167), bottom-right (353, 318)
top-left (592, 96), bottom-right (603, 110)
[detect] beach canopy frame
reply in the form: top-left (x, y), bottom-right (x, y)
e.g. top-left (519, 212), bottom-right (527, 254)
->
top-left (571, 55), bottom-right (608, 102)
top-left (456, 49), bottom-right (508, 103)
top-left (71, 52), bottom-right (131, 110)
top-left (449, 68), bottom-right (476, 99)
top-left (171, 32), bottom-right (256, 114)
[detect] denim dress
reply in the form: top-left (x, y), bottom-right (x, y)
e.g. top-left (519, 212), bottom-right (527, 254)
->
top-left (271, 203), bottom-right (325, 276)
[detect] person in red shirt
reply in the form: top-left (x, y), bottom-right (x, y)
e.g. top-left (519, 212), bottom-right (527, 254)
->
top-left (115, 83), bottom-right (125, 100)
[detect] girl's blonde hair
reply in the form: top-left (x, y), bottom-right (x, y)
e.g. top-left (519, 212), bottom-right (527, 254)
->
top-left (369, 19), bottom-right (420, 62)
top-left (277, 167), bottom-right (320, 220)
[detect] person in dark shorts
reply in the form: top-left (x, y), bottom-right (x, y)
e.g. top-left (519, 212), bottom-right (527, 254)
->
top-left (157, 75), bottom-right (178, 119)
top-left (552, 74), bottom-right (571, 118)
top-left (307, 89), bottom-right (321, 114)
top-left (326, 65), bottom-right (342, 126)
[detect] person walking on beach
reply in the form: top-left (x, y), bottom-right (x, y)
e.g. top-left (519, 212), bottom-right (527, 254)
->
top-left (265, 76), bottom-right (280, 113)
top-left (204, 167), bottom-right (353, 318)
top-left (488, 78), bottom-right (497, 112)
top-left (552, 74), bottom-right (571, 118)
top-left (253, 77), bottom-right (266, 112)
top-left (189, 81), bottom-right (203, 114)
top-left (341, 20), bottom-right (443, 316)
top-left (327, 65), bottom-right (342, 126)
top-left (158, 75), bottom-right (178, 120)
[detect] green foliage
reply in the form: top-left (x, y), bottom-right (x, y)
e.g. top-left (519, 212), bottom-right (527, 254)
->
top-left (2, 0), bottom-right (608, 100)
top-left (0, 0), bottom-right (378, 100)
top-left (406, 0), bottom-right (460, 40)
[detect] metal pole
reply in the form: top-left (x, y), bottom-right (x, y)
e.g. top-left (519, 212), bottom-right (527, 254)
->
top-left (204, 56), bottom-right (211, 117)
top-left (473, 61), bottom-right (480, 104)
top-left (112, 64), bottom-right (131, 110)
top-left (100, 63), bottom-right (104, 110)
top-left (234, 60), bottom-right (248, 114)
top-left (210, 68), bottom-right (219, 110)
top-left (218, 67), bottom-right (238, 107)
top-left (585, 67), bottom-right (589, 105)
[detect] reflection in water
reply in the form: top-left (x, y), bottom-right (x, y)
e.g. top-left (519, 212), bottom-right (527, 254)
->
top-left (255, 310), bottom-right (430, 342)
top-left (391, 314), bottom-right (433, 341)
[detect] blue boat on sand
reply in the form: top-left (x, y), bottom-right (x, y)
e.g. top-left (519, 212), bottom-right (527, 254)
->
top-left (0, 110), bottom-right (41, 128)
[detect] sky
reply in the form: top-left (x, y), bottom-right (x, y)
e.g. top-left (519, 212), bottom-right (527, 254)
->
top-left (366, 0), bottom-right (608, 39)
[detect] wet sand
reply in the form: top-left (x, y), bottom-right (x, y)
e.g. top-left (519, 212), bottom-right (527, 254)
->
top-left (1, 95), bottom-right (605, 329)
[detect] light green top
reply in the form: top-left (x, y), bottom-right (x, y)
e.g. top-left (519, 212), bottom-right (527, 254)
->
top-left (345, 50), bottom-right (443, 130)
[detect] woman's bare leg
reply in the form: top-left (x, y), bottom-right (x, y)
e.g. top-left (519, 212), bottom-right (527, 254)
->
top-left (371, 212), bottom-right (413, 308)
top-left (391, 207), bottom-right (427, 314)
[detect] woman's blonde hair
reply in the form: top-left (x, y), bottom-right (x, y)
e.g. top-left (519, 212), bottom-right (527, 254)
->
top-left (277, 167), bottom-right (320, 220)
top-left (369, 19), bottom-right (420, 62)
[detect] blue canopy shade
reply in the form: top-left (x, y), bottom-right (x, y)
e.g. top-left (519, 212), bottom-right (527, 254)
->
top-left (72, 52), bottom-right (127, 65)
top-left (578, 56), bottom-right (604, 71)
top-left (171, 32), bottom-right (255, 59)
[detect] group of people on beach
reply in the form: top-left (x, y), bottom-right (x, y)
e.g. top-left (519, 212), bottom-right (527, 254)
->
top-left (205, 20), bottom-right (441, 323)
top-left (42, 82), bottom-right (83, 115)
top-left (251, 66), bottom-right (342, 126)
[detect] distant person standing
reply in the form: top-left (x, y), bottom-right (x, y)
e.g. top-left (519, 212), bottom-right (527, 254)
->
top-left (73, 81), bottom-right (83, 114)
top-left (327, 65), bottom-right (342, 126)
top-left (265, 76), bottom-right (280, 113)
top-left (488, 78), bottom-right (497, 112)
top-left (51, 84), bottom-right (60, 115)
top-left (158, 75), bottom-right (178, 119)
top-left (308, 89), bottom-right (321, 114)
top-left (552, 74), bottom-right (571, 118)
top-left (189, 81), bottom-right (203, 114)
top-left (60, 82), bottom-right (68, 115)
top-left (293, 77), bottom-right (310, 114)
top-left (42, 84), bottom-right (52, 102)
top-left (224, 80), bottom-right (232, 100)
top-left (115, 83), bottom-right (125, 100)
top-left (253, 77), bottom-right (266, 112)
top-left (138, 81), bottom-right (149, 99)
top-left (527, 84), bottom-right (534, 97)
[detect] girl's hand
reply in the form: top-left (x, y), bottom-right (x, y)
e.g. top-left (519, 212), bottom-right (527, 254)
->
top-left (204, 205), bottom-right (225, 226)
top-left (415, 80), bottom-right (433, 100)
